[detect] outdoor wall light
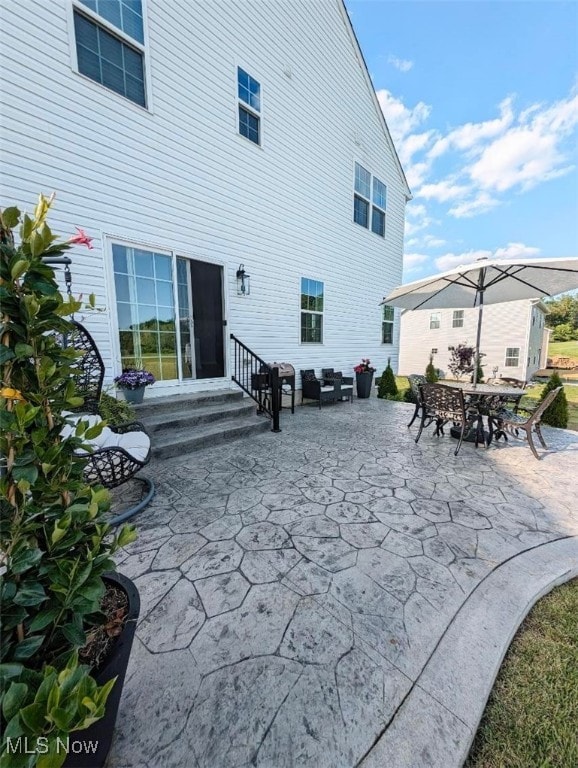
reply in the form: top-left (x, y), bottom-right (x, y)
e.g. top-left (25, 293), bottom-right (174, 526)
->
top-left (236, 264), bottom-right (250, 296)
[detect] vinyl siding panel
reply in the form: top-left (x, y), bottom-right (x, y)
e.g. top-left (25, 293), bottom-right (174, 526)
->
top-left (1, 0), bottom-right (407, 395)
top-left (398, 300), bottom-right (549, 382)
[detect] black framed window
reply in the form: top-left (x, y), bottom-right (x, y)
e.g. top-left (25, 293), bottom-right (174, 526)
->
top-left (301, 278), bottom-right (324, 343)
top-left (238, 67), bottom-right (261, 145)
top-left (354, 163), bottom-right (386, 237)
top-left (382, 305), bottom-right (394, 344)
top-left (73, 2), bottom-right (146, 107)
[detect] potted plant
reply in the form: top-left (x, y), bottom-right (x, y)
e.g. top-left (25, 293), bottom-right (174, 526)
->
top-left (0, 195), bottom-right (138, 768)
top-left (353, 358), bottom-right (376, 398)
top-left (113, 368), bottom-right (155, 404)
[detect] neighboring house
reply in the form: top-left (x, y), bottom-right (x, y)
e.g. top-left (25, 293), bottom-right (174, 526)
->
top-left (398, 300), bottom-right (550, 382)
top-left (1, 0), bottom-right (410, 398)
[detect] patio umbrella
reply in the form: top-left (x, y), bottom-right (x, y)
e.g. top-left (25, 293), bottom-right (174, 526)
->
top-left (381, 256), bottom-right (578, 386)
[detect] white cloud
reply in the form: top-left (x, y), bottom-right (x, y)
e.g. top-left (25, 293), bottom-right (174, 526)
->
top-left (377, 84), bottom-right (578, 221)
top-left (404, 202), bottom-right (437, 236)
top-left (376, 89), bottom-right (431, 146)
top-left (493, 242), bottom-right (541, 259)
top-left (404, 252), bottom-right (429, 270)
top-left (428, 97), bottom-right (515, 160)
top-left (448, 192), bottom-right (500, 218)
top-left (418, 179), bottom-right (470, 202)
top-left (388, 55), bottom-right (414, 73)
top-left (435, 242), bottom-right (541, 272)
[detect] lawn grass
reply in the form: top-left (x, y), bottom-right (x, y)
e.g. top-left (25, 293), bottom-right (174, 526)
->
top-left (548, 340), bottom-right (578, 359)
top-left (466, 578), bottom-right (578, 768)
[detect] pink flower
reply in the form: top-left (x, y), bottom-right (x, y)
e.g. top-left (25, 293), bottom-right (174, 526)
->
top-left (68, 227), bottom-right (93, 249)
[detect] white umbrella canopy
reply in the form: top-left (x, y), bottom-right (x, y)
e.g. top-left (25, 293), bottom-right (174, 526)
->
top-left (381, 256), bottom-right (578, 385)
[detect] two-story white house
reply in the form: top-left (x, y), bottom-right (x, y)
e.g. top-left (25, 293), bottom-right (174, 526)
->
top-left (398, 299), bottom-right (550, 382)
top-left (1, 0), bottom-right (410, 398)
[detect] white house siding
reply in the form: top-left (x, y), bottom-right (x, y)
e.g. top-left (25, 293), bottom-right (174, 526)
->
top-left (398, 300), bottom-right (549, 382)
top-left (0, 0), bottom-right (409, 397)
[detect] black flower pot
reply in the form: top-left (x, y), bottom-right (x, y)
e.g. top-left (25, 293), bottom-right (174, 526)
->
top-left (356, 371), bottom-right (374, 398)
top-left (63, 572), bottom-right (140, 768)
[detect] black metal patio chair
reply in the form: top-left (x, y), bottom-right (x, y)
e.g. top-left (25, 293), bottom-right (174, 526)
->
top-left (406, 374), bottom-right (427, 427)
top-left (416, 383), bottom-right (478, 456)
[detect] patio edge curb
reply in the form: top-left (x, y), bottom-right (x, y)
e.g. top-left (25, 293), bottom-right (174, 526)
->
top-left (359, 535), bottom-right (578, 768)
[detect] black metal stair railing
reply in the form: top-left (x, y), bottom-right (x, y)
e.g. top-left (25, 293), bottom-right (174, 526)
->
top-left (230, 333), bottom-right (281, 433)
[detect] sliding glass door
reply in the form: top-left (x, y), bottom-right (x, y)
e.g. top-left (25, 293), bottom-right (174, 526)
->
top-left (113, 244), bottom-right (225, 382)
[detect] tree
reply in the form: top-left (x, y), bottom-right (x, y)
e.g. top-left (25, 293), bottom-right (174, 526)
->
top-left (377, 358), bottom-right (398, 399)
top-left (551, 323), bottom-right (577, 342)
top-left (425, 354), bottom-right (439, 383)
top-left (544, 294), bottom-right (578, 331)
top-left (538, 372), bottom-right (568, 428)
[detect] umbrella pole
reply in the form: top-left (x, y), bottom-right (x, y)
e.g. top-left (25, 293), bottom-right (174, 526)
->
top-left (473, 290), bottom-right (484, 388)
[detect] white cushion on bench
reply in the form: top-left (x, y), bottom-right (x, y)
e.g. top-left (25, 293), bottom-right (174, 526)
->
top-left (61, 413), bottom-right (150, 463)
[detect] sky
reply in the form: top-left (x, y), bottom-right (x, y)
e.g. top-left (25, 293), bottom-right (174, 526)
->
top-left (346, 0), bottom-right (578, 281)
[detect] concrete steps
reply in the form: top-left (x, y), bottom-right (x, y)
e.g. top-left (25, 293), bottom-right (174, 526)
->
top-left (132, 389), bottom-right (271, 458)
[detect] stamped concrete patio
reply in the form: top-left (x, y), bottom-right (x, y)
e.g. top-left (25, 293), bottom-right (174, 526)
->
top-left (108, 397), bottom-right (578, 768)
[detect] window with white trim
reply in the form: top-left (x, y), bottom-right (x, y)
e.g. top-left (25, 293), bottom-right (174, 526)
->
top-left (382, 305), bottom-right (394, 344)
top-left (430, 313), bottom-right (441, 329)
top-left (452, 310), bottom-right (464, 328)
top-left (73, 0), bottom-right (146, 107)
top-left (301, 278), bottom-right (323, 343)
top-left (238, 67), bottom-right (261, 145)
top-left (353, 163), bottom-right (386, 237)
top-left (505, 347), bottom-right (520, 367)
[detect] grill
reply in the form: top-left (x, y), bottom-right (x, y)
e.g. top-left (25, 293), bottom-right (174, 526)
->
top-left (251, 362), bottom-right (295, 414)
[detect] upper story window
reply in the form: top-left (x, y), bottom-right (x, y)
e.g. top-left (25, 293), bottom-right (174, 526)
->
top-left (238, 67), bottom-right (261, 145)
top-left (452, 310), bottom-right (464, 328)
top-left (382, 305), bottom-right (394, 344)
top-left (73, 0), bottom-right (146, 107)
top-left (505, 347), bottom-right (520, 367)
top-left (301, 278), bottom-right (323, 343)
top-left (430, 313), bottom-right (441, 330)
top-left (353, 163), bottom-right (386, 237)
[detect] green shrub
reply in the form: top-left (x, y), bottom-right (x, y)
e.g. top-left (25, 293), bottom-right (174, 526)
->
top-left (403, 386), bottom-right (417, 403)
top-left (99, 390), bottom-right (135, 425)
top-left (425, 355), bottom-right (439, 383)
top-left (377, 358), bottom-right (398, 400)
top-left (539, 372), bottom-right (569, 428)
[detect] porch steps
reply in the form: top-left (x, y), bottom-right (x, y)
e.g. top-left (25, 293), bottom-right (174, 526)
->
top-left (132, 389), bottom-right (271, 458)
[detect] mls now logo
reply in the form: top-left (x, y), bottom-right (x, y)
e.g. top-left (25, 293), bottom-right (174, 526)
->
top-left (5, 737), bottom-right (99, 756)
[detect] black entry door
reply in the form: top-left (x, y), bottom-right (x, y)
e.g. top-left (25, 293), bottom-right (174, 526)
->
top-left (189, 260), bottom-right (225, 379)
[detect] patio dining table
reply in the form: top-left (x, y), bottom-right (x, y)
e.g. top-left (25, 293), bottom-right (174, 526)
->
top-left (440, 381), bottom-right (526, 445)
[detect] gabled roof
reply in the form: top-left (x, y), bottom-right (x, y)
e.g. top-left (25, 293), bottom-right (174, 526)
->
top-left (338, 0), bottom-right (412, 200)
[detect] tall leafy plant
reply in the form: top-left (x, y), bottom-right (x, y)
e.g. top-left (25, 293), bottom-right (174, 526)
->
top-left (0, 196), bottom-right (136, 767)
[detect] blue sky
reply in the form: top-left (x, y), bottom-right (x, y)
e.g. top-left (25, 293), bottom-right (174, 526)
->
top-left (347, 0), bottom-right (578, 279)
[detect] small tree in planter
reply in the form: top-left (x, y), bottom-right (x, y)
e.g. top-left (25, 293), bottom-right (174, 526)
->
top-left (538, 372), bottom-right (568, 428)
top-left (0, 196), bottom-right (136, 767)
top-left (425, 354), bottom-right (439, 383)
top-left (377, 359), bottom-right (398, 400)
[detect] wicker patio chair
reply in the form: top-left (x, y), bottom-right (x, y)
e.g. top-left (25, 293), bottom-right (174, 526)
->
top-left (416, 383), bottom-right (476, 456)
top-left (61, 321), bottom-right (154, 524)
top-left (321, 368), bottom-right (354, 403)
top-left (488, 386), bottom-right (563, 460)
top-left (406, 374), bottom-right (427, 427)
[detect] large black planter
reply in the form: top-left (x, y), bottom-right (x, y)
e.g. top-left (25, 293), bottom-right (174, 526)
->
top-left (63, 572), bottom-right (140, 768)
top-left (356, 372), bottom-right (374, 398)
